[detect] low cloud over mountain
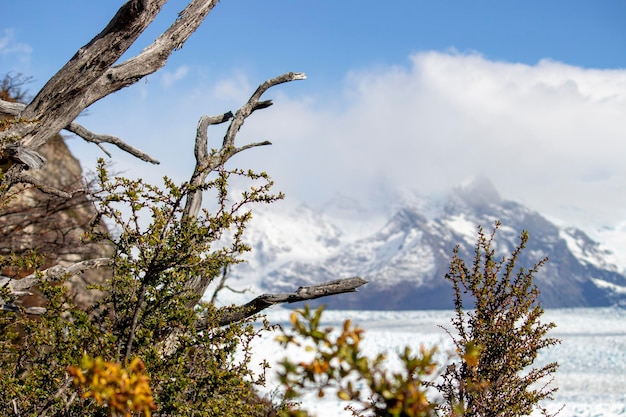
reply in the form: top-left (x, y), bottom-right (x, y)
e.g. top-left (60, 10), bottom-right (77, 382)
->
top-left (229, 177), bottom-right (626, 310)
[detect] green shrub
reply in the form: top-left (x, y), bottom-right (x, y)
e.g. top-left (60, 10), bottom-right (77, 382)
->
top-left (276, 222), bottom-right (560, 417)
top-left (276, 305), bottom-right (439, 417)
top-left (0, 162), bottom-right (281, 416)
top-left (436, 222), bottom-right (560, 417)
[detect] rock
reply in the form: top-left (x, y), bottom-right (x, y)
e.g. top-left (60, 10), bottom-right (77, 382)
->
top-left (0, 134), bottom-right (112, 310)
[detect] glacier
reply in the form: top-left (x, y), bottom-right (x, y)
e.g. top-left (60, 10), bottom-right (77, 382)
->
top-left (252, 306), bottom-right (626, 417)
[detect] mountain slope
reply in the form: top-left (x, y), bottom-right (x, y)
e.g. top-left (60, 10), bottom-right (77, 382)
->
top-left (232, 178), bottom-right (626, 309)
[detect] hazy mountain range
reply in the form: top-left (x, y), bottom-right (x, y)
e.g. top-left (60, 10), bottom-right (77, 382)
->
top-left (226, 177), bottom-right (626, 310)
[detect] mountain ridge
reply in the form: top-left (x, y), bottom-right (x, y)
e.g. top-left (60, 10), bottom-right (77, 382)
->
top-left (227, 178), bottom-right (626, 309)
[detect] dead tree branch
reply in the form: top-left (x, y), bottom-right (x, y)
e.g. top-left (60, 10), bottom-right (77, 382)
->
top-left (1, 257), bottom-right (111, 314)
top-left (207, 277), bottom-right (369, 328)
top-left (2, 0), bottom-right (220, 166)
top-left (183, 72), bottom-right (306, 220)
top-left (159, 277), bottom-right (368, 357)
top-left (0, 304), bottom-right (46, 315)
top-left (2, 171), bottom-right (84, 198)
top-left (0, 99), bottom-right (24, 115)
top-left (1, 145), bottom-right (46, 171)
top-left (1, 257), bottom-right (112, 295)
top-left (0, 100), bottom-right (158, 164)
top-left (180, 72), bottom-right (306, 306)
top-left (66, 122), bottom-right (159, 164)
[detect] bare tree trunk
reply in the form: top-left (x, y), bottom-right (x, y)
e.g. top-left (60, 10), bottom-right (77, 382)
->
top-left (1, 0), bottom-right (219, 165)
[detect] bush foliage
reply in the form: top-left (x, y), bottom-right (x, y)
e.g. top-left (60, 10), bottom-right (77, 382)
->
top-left (276, 223), bottom-right (559, 417)
top-left (0, 158), bottom-right (282, 416)
top-left (436, 222), bottom-right (560, 416)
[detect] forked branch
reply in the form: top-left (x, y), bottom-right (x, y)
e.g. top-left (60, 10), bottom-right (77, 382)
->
top-left (179, 73), bottom-right (306, 308)
top-left (183, 72), bottom-right (306, 220)
top-left (2, 0), bottom-right (221, 165)
top-left (0, 100), bottom-right (158, 164)
top-left (2, 171), bottom-right (84, 198)
top-left (66, 122), bottom-right (159, 164)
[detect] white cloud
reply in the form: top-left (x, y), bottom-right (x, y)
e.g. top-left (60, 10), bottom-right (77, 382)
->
top-left (237, 52), bottom-right (626, 229)
top-left (0, 28), bottom-right (32, 66)
top-left (160, 65), bottom-right (189, 88)
top-left (75, 51), bottom-right (626, 235)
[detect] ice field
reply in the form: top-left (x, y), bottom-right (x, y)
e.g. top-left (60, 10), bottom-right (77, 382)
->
top-left (253, 307), bottom-right (626, 416)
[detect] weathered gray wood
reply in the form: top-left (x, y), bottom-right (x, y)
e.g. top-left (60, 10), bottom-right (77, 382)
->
top-left (0, 99), bottom-right (158, 164)
top-left (0, 304), bottom-right (46, 315)
top-left (0, 100), bottom-right (24, 114)
top-left (0, 257), bottom-right (112, 315)
top-left (1, 257), bottom-right (112, 293)
top-left (211, 277), bottom-right (369, 327)
top-left (1, 0), bottom-right (219, 164)
top-left (178, 73), bottom-right (306, 308)
top-left (182, 72), bottom-right (306, 220)
top-left (2, 171), bottom-right (82, 198)
top-left (158, 276), bottom-right (369, 357)
top-left (3, 144), bottom-right (46, 170)
top-left (66, 122), bottom-right (159, 164)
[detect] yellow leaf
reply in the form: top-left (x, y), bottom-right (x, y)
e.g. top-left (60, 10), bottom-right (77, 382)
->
top-left (337, 390), bottom-right (351, 401)
top-left (462, 341), bottom-right (483, 368)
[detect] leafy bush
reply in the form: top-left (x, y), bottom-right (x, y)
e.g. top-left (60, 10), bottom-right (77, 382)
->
top-left (276, 305), bottom-right (439, 417)
top-left (0, 161), bottom-right (282, 416)
top-left (437, 222), bottom-right (560, 417)
top-left (276, 223), bottom-right (560, 417)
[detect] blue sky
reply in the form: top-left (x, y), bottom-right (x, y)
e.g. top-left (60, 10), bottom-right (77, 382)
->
top-left (3, 2), bottom-right (625, 89)
top-left (2, 1), bottom-right (626, 245)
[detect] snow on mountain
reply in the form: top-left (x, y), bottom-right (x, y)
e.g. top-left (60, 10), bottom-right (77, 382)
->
top-left (591, 222), bottom-right (626, 274)
top-left (560, 227), bottom-right (621, 274)
top-left (223, 178), bottom-right (626, 309)
top-left (268, 208), bottom-right (438, 289)
top-left (217, 200), bottom-right (341, 292)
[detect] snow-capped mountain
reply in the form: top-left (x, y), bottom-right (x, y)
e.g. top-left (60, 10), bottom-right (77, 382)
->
top-left (227, 177), bottom-right (626, 309)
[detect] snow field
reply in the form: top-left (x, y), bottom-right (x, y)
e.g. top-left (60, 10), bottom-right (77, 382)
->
top-left (250, 307), bottom-right (626, 416)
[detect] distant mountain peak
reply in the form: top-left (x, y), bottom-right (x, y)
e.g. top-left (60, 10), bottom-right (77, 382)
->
top-left (452, 175), bottom-right (502, 208)
top-left (250, 177), bottom-right (626, 309)
top-left (224, 176), bottom-right (626, 310)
